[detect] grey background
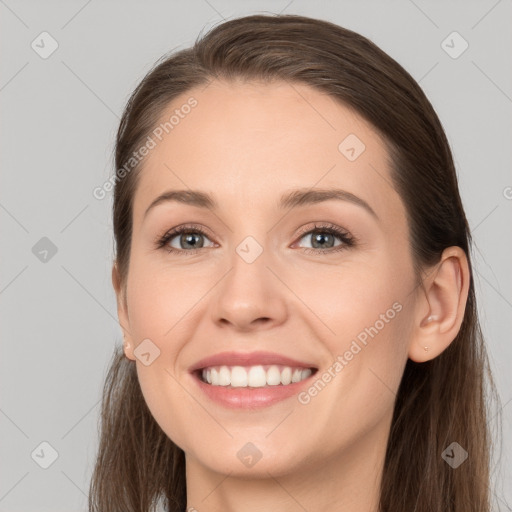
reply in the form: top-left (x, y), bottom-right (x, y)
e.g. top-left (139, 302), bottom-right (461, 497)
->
top-left (1, 0), bottom-right (511, 510)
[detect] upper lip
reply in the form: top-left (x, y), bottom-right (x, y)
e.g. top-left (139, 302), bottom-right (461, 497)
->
top-left (189, 351), bottom-right (318, 373)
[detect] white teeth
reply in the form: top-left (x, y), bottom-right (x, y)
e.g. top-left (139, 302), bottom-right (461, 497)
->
top-left (266, 365), bottom-right (281, 386)
top-left (301, 368), bottom-right (312, 380)
top-left (231, 366), bottom-right (248, 387)
top-left (218, 366), bottom-right (230, 386)
top-left (248, 365), bottom-right (266, 387)
top-left (201, 364), bottom-right (314, 387)
top-left (281, 366), bottom-right (292, 385)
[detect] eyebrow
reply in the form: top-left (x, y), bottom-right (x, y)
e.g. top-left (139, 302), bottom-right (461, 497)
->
top-left (143, 187), bottom-right (378, 221)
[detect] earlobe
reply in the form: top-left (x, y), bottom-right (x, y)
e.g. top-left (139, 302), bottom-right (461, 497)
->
top-left (112, 262), bottom-right (136, 361)
top-left (408, 247), bottom-right (470, 363)
top-left (123, 335), bottom-right (135, 361)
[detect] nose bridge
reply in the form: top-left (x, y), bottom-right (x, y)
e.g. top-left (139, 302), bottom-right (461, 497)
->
top-left (212, 230), bottom-right (287, 328)
top-left (234, 233), bottom-right (266, 266)
top-left (227, 232), bottom-right (271, 296)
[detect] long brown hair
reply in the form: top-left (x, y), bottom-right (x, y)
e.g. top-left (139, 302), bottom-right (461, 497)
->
top-left (89, 14), bottom-right (502, 512)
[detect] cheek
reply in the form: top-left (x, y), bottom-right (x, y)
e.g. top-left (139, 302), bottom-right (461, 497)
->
top-left (135, 363), bottom-right (193, 454)
top-left (293, 258), bottom-right (412, 406)
top-left (126, 271), bottom-right (196, 448)
top-left (290, 257), bottom-right (405, 347)
top-left (302, 304), bottom-right (411, 450)
top-left (126, 261), bottom-right (203, 340)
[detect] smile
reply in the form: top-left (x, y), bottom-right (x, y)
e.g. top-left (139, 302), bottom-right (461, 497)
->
top-left (192, 365), bottom-right (318, 409)
top-left (200, 364), bottom-right (315, 388)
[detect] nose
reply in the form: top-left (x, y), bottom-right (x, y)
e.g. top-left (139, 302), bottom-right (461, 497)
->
top-left (211, 244), bottom-right (288, 332)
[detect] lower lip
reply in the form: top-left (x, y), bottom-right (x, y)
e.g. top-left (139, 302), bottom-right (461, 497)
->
top-left (191, 370), bottom-right (317, 409)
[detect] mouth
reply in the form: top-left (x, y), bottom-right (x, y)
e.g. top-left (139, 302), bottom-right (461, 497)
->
top-left (193, 364), bottom-right (318, 388)
top-left (188, 351), bottom-right (319, 408)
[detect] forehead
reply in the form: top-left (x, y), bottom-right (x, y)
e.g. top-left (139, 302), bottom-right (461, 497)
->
top-left (132, 79), bottom-right (404, 228)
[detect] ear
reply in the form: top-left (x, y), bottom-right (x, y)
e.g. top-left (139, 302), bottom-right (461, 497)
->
top-left (112, 262), bottom-right (136, 361)
top-left (408, 246), bottom-right (470, 362)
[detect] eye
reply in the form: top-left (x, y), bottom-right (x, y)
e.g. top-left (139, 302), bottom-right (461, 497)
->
top-left (155, 224), bottom-right (215, 254)
top-left (155, 222), bottom-right (356, 256)
top-left (294, 222), bottom-right (355, 255)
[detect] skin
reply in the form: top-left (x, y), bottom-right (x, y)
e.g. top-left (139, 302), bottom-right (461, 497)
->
top-left (112, 80), bottom-right (470, 512)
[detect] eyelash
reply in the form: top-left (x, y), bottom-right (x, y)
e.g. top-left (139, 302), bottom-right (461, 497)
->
top-left (155, 222), bottom-right (356, 256)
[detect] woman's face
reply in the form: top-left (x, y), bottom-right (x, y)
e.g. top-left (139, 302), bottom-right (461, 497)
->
top-left (115, 79), bottom-right (420, 478)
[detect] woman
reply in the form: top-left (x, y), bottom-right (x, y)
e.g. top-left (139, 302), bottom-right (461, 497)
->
top-left (89, 13), bottom-right (500, 512)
